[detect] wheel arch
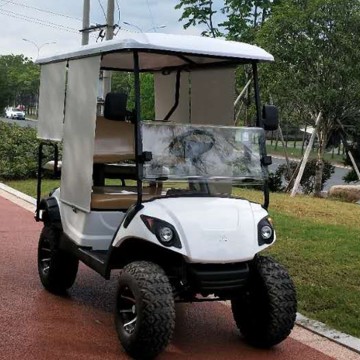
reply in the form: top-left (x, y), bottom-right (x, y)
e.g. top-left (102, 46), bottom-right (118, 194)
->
top-left (105, 237), bottom-right (184, 278)
top-left (39, 197), bottom-right (61, 227)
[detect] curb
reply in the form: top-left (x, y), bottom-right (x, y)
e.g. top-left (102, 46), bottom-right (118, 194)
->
top-left (0, 182), bottom-right (36, 206)
top-left (296, 313), bottom-right (360, 354)
top-left (0, 182), bottom-right (360, 355)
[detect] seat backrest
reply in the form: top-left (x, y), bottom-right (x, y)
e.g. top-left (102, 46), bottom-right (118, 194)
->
top-left (104, 92), bottom-right (129, 121)
top-left (94, 116), bottom-right (135, 163)
top-left (94, 93), bottom-right (135, 163)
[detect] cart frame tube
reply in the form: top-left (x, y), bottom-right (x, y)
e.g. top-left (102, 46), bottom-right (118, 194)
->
top-left (252, 61), bottom-right (270, 210)
top-left (36, 142), bottom-right (59, 221)
top-left (133, 51), bottom-right (143, 206)
top-left (252, 62), bottom-right (262, 128)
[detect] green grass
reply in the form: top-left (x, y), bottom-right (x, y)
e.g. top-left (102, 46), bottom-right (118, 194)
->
top-left (233, 188), bottom-right (360, 337)
top-left (3, 179), bottom-right (360, 337)
top-left (266, 142), bottom-right (345, 164)
top-left (4, 179), bottom-right (59, 198)
top-left (267, 212), bottom-right (360, 336)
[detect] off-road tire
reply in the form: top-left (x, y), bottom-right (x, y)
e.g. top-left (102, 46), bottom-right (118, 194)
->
top-left (38, 225), bottom-right (79, 293)
top-left (115, 261), bottom-right (175, 359)
top-left (231, 256), bottom-right (297, 348)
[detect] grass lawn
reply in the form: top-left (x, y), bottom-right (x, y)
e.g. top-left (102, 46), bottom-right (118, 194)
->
top-left (266, 142), bottom-right (345, 164)
top-left (3, 179), bottom-right (360, 338)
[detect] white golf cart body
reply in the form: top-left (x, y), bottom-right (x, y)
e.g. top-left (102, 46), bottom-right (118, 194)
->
top-left (35, 34), bottom-right (298, 357)
top-left (36, 32), bottom-right (275, 275)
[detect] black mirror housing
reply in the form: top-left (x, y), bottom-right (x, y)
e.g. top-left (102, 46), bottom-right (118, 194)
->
top-left (262, 105), bottom-right (279, 131)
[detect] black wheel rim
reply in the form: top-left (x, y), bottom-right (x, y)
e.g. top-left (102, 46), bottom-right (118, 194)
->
top-left (117, 285), bottom-right (137, 335)
top-left (39, 237), bottom-right (52, 276)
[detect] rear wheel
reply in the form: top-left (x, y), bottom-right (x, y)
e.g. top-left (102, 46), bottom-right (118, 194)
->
top-left (115, 261), bottom-right (175, 359)
top-left (231, 256), bottom-right (297, 348)
top-left (38, 225), bottom-right (79, 293)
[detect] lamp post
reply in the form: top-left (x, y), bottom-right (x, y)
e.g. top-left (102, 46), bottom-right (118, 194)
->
top-left (147, 25), bottom-right (166, 32)
top-left (22, 38), bottom-right (56, 58)
top-left (123, 22), bottom-right (166, 33)
top-left (123, 21), bottom-right (142, 32)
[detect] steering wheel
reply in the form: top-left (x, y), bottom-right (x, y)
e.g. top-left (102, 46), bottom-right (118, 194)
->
top-left (169, 128), bottom-right (216, 163)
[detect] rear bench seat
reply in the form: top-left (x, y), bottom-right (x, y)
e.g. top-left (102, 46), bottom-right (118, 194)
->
top-left (91, 92), bottom-right (142, 210)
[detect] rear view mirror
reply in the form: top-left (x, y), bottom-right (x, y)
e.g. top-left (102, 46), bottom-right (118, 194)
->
top-left (263, 105), bottom-right (279, 131)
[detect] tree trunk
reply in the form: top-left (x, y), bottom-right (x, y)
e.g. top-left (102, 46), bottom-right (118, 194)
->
top-left (314, 136), bottom-right (325, 197)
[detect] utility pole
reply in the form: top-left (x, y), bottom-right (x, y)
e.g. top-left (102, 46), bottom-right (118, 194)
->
top-left (82, 0), bottom-right (90, 45)
top-left (106, 0), bottom-right (115, 40)
top-left (103, 0), bottom-right (115, 96)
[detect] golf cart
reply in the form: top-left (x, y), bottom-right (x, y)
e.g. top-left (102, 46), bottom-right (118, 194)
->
top-left (35, 33), bottom-right (296, 359)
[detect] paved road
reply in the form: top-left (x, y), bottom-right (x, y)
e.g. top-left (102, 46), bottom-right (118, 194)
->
top-left (0, 116), bottom-right (37, 128)
top-left (1, 193), bottom-right (358, 360)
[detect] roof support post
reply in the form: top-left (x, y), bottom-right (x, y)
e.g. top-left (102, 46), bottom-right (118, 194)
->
top-left (252, 62), bottom-right (262, 128)
top-left (133, 51), bottom-right (143, 205)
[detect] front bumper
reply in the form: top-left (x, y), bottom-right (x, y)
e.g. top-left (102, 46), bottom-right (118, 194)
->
top-left (186, 262), bottom-right (249, 296)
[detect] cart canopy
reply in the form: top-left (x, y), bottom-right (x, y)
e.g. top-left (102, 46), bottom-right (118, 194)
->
top-left (36, 32), bottom-right (273, 70)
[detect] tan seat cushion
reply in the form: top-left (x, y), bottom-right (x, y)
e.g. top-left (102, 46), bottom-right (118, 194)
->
top-left (94, 116), bottom-right (135, 163)
top-left (91, 193), bottom-right (154, 209)
top-left (91, 185), bottom-right (162, 210)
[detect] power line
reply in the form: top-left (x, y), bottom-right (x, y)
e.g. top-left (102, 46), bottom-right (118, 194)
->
top-left (97, 0), bottom-right (107, 22)
top-left (0, 8), bottom-right (79, 33)
top-left (0, 0), bottom-right (81, 21)
top-left (145, 0), bottom-right (156, 32)
top-left (115, 0), bottom-right (121, 27)
top-left (0, 8), bottom-right (78, 31)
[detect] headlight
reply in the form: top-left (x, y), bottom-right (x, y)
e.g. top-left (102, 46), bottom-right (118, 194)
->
top-left (158, 226), bottom-right (174, 243)
top-left (141, 215), bottom-right (182, 248)
top-left (258, 217), bottom-right (275, 245)
top-left (260, 225), bottom-right (273, 240)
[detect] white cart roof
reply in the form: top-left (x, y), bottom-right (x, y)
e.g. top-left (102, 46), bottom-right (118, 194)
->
top-left (37, 32), bottom-right (273, 70)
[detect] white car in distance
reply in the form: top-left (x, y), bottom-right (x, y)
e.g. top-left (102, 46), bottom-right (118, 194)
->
top-left (5, 107), bottom-right (25, 120)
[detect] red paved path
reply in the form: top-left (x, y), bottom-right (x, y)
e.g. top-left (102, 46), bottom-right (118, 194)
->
top-left (0, 195), bottom-right (334, 360)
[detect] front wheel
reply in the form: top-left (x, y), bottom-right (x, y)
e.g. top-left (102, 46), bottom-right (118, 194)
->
top-left (38, 225), bottom-right (79, 293)
top-left (115, 261), bottom-right (175, 359)
top-left (231, 256), bottom-right (297, 348)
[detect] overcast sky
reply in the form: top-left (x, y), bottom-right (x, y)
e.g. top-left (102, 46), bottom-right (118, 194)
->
top-left (0, 0), bottom-right (225, 60)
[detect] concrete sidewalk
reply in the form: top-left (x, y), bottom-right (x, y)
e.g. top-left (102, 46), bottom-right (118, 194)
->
top-left (0, 185), bottom-right (359, 360)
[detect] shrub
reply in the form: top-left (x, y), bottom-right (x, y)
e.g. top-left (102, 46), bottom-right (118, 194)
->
top-left (268, 170), bottom-right (284, 192)
top-left (343, 169), bottom-right (359, 183)
top-left (271, 159), bottom-right (335, 194)
top-left (0, 122), bottom-right (59, 180)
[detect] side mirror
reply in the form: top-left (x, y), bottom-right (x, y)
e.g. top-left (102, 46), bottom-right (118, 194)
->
top-left (263, 105), bottom-right (279, 131)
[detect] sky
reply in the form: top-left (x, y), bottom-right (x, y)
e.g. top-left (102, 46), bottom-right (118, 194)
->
top-left (0, 0), bottom-right (224, 60)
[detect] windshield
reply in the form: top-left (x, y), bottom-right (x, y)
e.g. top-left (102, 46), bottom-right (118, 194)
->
top-left (142, 123), bottom-right (266, 184)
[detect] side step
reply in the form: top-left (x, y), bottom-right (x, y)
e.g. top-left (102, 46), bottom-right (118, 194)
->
top-left (59, 234), bottom-right (111, 279)
top-left (77, 248), bottom-right (109, 277)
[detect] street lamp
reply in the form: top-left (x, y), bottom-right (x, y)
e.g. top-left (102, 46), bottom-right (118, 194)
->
top-left (123, 21), bottom-right (142, 32)
top-left (22, 38), bottom-right (56, 58)
top-left (146, 25), bottom-right (166, 32)
top-left (123, 22), bottom-right (166, 33)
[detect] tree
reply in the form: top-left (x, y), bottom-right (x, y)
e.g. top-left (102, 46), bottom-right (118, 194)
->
top-left (256, 0), bottom-right (360, 195)
top-left (175, 0), bottom-right (222, 37)
top-left (0, 65), bottom-right (11, 112)
top-left (175, 0), bottom-right (279, 40)
top-left (0, 55), bottom-right (40, 113)
top-left (112, 72), bottom-right (155, 120)
top-left (222, 0), bottom-right (280, 42)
